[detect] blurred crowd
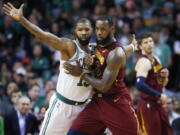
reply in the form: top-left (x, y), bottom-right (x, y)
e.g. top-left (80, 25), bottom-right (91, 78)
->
top-left (0, 0), bottom-right (180, 134)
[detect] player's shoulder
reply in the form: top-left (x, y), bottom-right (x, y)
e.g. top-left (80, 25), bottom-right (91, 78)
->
top-left (59, 37), bottom-right (74, 44)
top-left (59, 38), bottom-right (76, 51)
top-left (137, 57), bottom-right (151, 64)
top-left (154, 56), bottom-right (161, 64)
top-left (135, 57), bottom-right (152, 71)
top-left (114, 47), bottom-right (125, 57)
top-left (108, 47), bottom-right (125, 64)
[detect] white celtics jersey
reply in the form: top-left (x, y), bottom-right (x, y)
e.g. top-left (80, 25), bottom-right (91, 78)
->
top-left (56, 40), bottom-right (95, 102)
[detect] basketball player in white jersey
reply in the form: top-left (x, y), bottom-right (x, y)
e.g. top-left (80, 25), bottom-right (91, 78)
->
top-left (3, 3), bottom-right (138, 135)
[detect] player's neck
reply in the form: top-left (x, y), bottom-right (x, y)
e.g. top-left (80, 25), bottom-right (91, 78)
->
top-left (142, 51), bottom-right (153, 59)
top-left (99, 37), bottom-right (115, 48)
top-left (76, 39), bottom-right (89, 52)
top-left (80, 45), bottom-right (88, 52)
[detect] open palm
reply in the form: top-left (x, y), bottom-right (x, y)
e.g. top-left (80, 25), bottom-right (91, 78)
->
top-left (3, 3), bottom-right (24, 21)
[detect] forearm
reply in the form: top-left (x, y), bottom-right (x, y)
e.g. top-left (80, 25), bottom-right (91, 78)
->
top-left (136, 76), bottom-right (161, 97)
top-left (123, 44), bottom-right (134, 54)
top-left (19, 17), bottom-right (46, 39)
top-left (19, 17), bottom-right (65, 50)
top-left (82, 74), bottom-right (107, 93)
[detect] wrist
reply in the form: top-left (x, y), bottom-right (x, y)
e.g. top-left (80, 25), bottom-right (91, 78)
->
top-left (130, 44), bottom-right (135, 52)
top-left (80, 72), bottom-right (86, 78)
top-left (19, 17), bottom-right (25, 23)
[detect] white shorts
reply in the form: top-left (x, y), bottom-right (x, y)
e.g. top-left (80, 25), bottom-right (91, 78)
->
top-left (39, 93), bottom-right (87, 135)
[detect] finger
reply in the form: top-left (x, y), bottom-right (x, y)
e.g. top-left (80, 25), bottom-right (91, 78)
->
top-left (64, 62), bottom-right (74, 68)
top-left (65, 70), bottom-right (75, 76)
top-left (64, 71), bottom-right (72, 75)
top-left (2, 6), bottom-right (10, 11)
top-left (3, 11), bottom-right (10, 16)
top-left (3, 4), bottom-right (12, 10)
top-left (20, 4), bottom-right (24, 9)
top-left (91, 55), bottom-right (96, 58)
top-left (63, 64), bottom-right (73, 71)
top-left (20, 4), bottom-right (24, 10)
top-left (2, 8), bottom-right (10, 15)
top-left (132, 34), bottom-right (135, 40)
top-left (64, 64), bottom-right (74, 72)
top-left (64, 68), bottom-right (73, 73)
top-left (64, 71), bottom-right (70, 74)
top-left (7, 2), bottom-right (14, 9)
top-left (3, 6), bottom-right (11, 12)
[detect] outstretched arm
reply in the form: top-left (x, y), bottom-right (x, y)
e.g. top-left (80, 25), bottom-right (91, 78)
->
top-left (2, 3), bottom-right (73, 52)
top-left (82, 47), bottom-right (126, 93)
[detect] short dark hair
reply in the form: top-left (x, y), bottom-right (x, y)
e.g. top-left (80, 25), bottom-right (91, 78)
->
top-left (138, 33), bottom-right (152, 45)
top-left (10, 89), bottom-right (22, 97)
top-left (29, 83), bottom-right (39, 90)
top-left (74, 18), bottom-right (92, 29)
top-left (96, 16), bottom-right (113, 26)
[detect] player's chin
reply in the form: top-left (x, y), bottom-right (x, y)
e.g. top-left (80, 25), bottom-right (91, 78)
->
top-left (157, 77), bottom-right (166, 84)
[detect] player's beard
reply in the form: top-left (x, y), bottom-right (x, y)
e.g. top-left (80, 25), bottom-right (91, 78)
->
top-left (77, 37), bottom-right (91, 46)
top-left (96, 34), bottom-right (111, 45)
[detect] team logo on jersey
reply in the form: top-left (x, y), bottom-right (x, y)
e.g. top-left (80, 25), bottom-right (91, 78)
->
top-left (95, 49), bottom-right (104, 65)
top-left (102, 49), bottom-right (108, 53)
top-left (153, 64), bottom-right (162, 73)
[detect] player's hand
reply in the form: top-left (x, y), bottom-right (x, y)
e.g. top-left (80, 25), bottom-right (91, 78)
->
top-left (157, 68), bottom-right (169, 84)
top-left (3, 3), bottom-right (24, 21)
top-left (159, 68), bottom-right (169, 78)
top-left (63, 61), bottom-right (83, 77)
top-left (131, 34), bottom-right (138, 51)
top-left (160, 93), bottom-right (169, 106)
top-left (83, 55), bottom-right (95, 67)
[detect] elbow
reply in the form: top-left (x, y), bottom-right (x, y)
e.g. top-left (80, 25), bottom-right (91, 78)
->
top-left (99, 84), bottom-right (111, 93)
top-left (135, 78), bottom-right (145, 92)
top-left (97, 85), bottom-right (106, 93)
top-left (135, 81), bottom-right (142, 91)
top-left (93, 80), bottom-right (112, 93)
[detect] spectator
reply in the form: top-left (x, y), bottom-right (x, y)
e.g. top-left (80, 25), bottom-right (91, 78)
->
top-left (5, 81), bottom-right (18, 99)
top-left (31, 43), bottom-right (51, 81)
top-left (28, 84), bottom-right (45, 115)
top-left (0, 115), bottom-right (4, 135)
top-left (4, 96), bottom-right (39, 135)
top-left (37, 104), bottom-right (48, 133)
top-left (172, 117), bottom-right (180, 135)
top-left (152, 32), bottom-right (172, 67)
top-left (9, 89), bottom-right (22, 107)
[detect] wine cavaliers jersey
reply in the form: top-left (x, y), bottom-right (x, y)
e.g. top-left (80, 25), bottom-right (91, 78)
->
top-left (93, 42), bottom-right (130, 97)
top-left (139, 55), bottom-right (163, 101)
